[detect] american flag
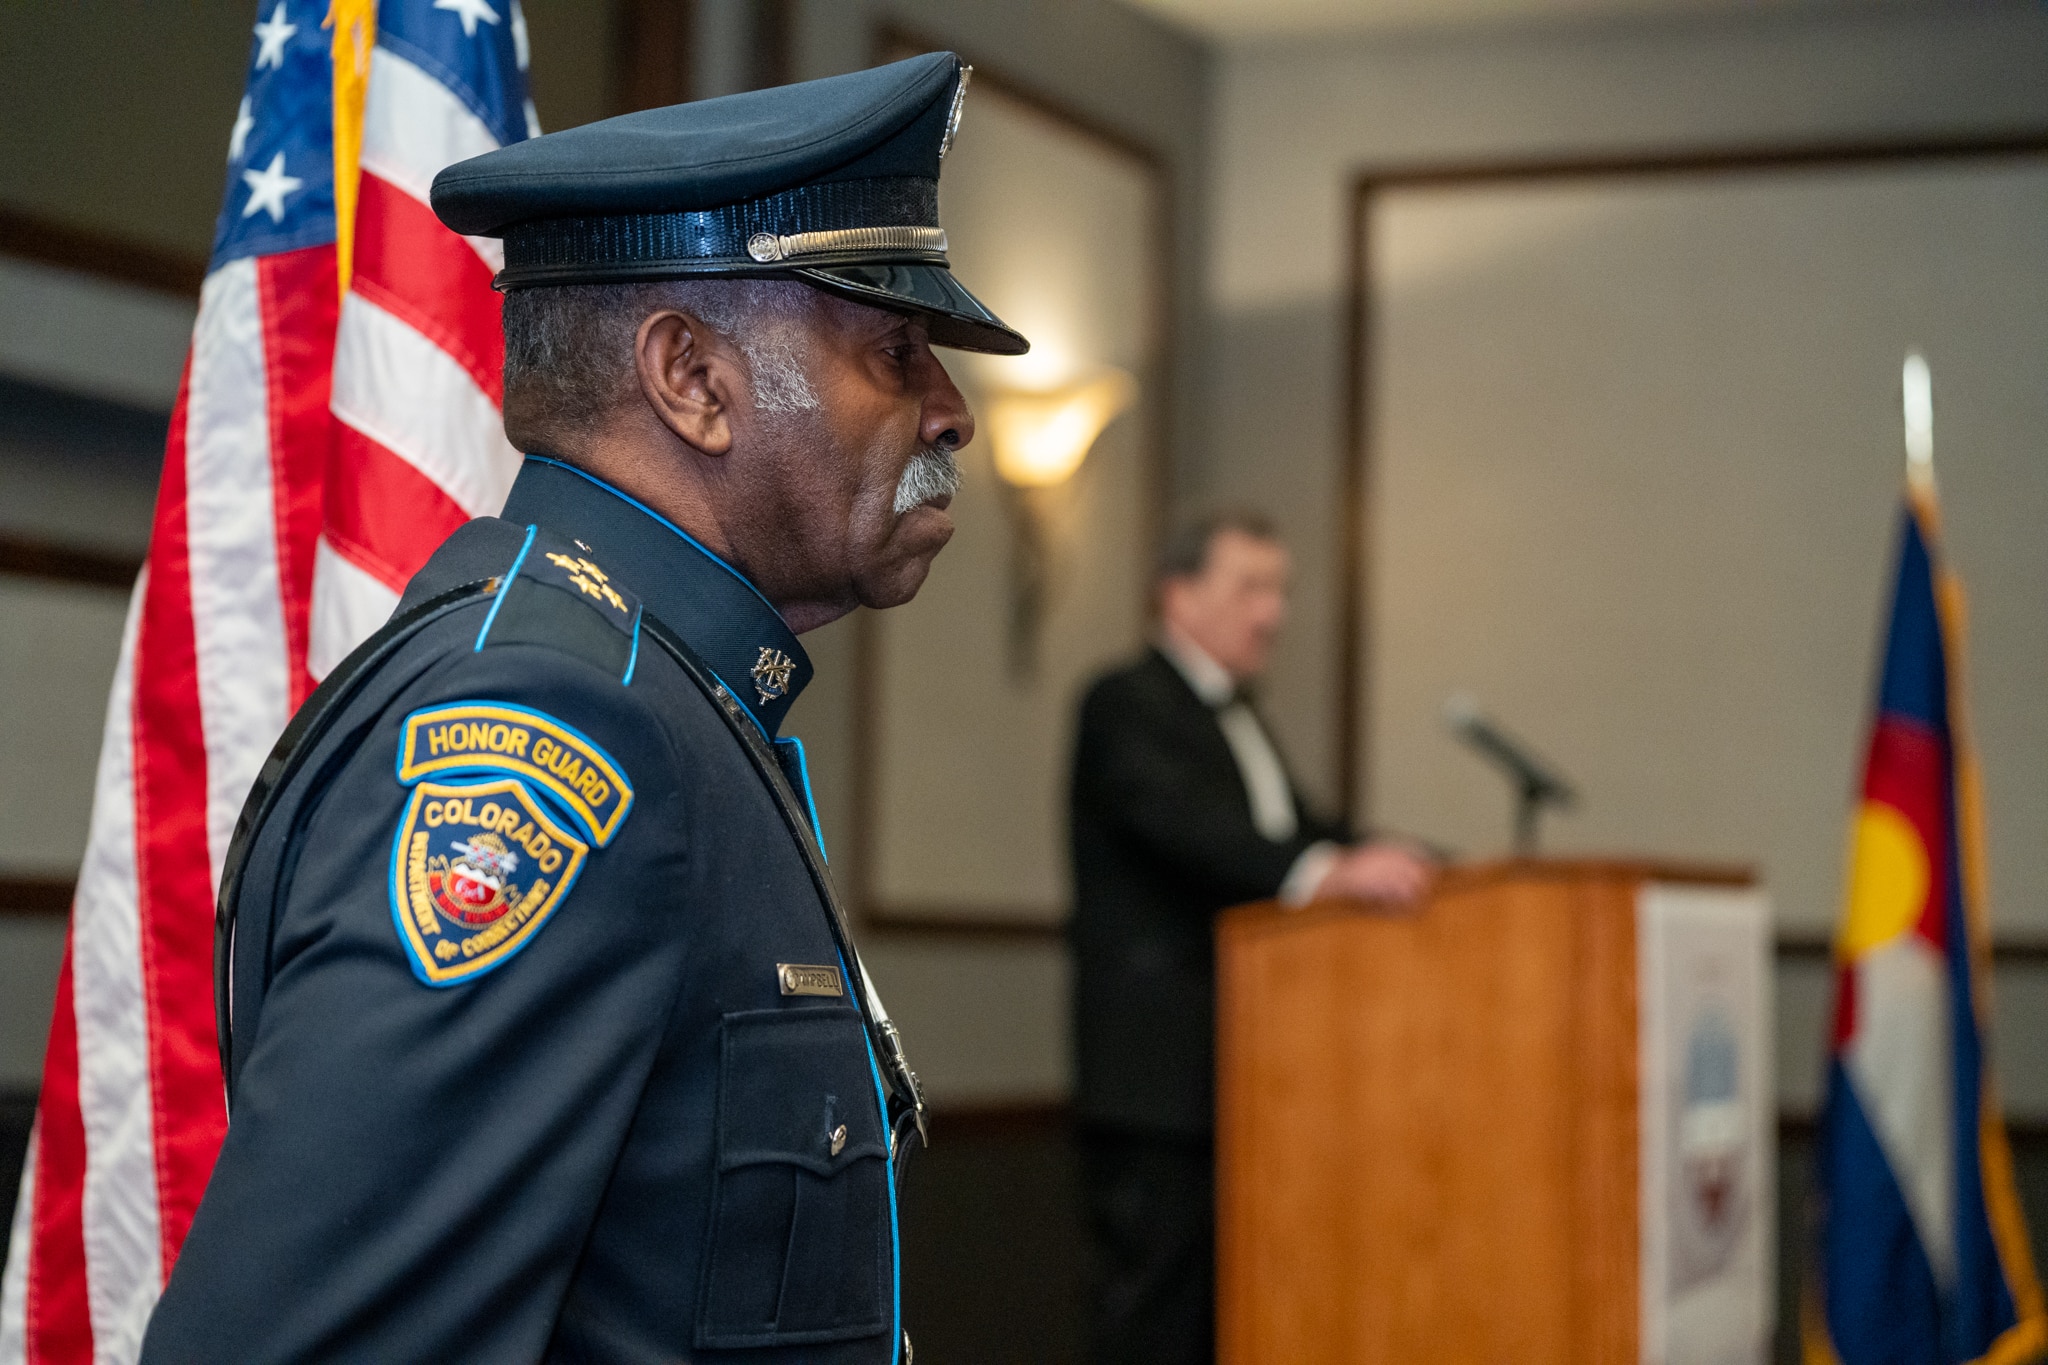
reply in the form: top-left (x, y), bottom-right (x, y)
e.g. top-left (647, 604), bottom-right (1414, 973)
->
top-left (0, 2), bottom-right (533, 1358)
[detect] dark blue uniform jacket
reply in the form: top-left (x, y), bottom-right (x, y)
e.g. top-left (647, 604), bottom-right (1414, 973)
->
top-left (140, 457), bottom-right (907, 1364)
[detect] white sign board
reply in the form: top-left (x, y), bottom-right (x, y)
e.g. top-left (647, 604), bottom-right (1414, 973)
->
top-left (1638, 882), bottom-right (1775, 1365)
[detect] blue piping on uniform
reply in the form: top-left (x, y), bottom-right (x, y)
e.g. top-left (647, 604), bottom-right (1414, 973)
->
top-left (523, 456), bottom-right (789, 622)
top-left (776, 735), bottom-right (828, 861)
top-left (838, 946), bottom-right (902, 1365)
top-left (622, 605), bottom-right (643, 685)
top-left (474, 523), bottom-right (538, 652)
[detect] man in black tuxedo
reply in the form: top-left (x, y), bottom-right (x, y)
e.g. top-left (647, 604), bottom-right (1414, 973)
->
top-left (1069, 509), bottom-right (1433, 1365)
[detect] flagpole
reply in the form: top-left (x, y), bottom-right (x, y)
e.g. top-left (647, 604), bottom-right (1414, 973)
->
top-left (1906, 345), bottom-right (2048, 1362)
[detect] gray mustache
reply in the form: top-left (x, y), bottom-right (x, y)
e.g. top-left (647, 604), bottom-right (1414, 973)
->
top-left (892, 444), bottom-right (960, 516)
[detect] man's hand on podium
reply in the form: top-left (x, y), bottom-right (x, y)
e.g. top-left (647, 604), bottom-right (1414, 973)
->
top-left (1313, 840), bottom-right (1436, 908)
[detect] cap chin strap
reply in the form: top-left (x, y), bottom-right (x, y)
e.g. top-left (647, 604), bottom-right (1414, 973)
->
top-left (747, 225), bottom-right (947, 264)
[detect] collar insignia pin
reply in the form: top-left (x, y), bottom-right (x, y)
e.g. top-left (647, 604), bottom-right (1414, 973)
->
top-left (751, 646), bottom-right (795, 706)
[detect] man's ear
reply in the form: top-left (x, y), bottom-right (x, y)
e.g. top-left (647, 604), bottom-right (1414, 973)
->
top-left (635, 310), bottom-right (742, 457)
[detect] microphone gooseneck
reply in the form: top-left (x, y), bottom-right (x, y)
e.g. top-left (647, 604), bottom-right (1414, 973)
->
top-left (1442, 692), bottom-right (1577, 855)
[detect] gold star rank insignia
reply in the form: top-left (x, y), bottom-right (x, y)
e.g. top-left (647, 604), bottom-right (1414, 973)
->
top-left (751, 647), bottom-right (795, 705)
top-left (543, 551), bottom-right (628, 614)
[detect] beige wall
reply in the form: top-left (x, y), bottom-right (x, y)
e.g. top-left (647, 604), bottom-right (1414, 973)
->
top-left (1370, 164), bottom-right (2048, 933)
top-left (869, 76), bottom-right (1162, 924)
top-left (1203, 5), bottom-right (2048, 815)
top-left (1201, 5), bottom-right (2048, 1117)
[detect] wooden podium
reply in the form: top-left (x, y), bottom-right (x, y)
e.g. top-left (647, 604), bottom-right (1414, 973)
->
top-left (1216, 860), bottom-right (1772, 1365)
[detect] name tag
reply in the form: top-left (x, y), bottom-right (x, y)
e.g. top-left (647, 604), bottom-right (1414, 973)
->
top-left (777, 963), bottom-right (844, 997)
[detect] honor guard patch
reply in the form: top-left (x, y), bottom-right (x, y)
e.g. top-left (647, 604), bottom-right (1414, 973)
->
top-left (397, 701), bottom-right (634, 845)
top-left (390, 777), bottom-right (590, 986)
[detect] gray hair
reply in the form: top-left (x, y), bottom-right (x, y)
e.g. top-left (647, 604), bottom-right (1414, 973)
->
top-left (501, 278), bottom-right (821, 449)
top-left (1157, 507), bottom-right (1281, 581)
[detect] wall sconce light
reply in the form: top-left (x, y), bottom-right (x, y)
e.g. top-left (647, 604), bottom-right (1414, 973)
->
top-left (988, 369), bottom-right (1138, 489)
top-left (985, 368), bottom-right (1138, 679)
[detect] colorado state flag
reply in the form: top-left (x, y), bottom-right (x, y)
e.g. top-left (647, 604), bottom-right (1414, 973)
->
top-left (1810, 478), bottom-right (2046, 1363)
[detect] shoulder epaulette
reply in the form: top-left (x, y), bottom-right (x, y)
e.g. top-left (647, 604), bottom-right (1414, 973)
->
top-left (475, 525), bottom-right (643, 683)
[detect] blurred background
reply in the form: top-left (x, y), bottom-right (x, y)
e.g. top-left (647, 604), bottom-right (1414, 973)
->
top-left (3, 3), bottom-right (2048, 1360)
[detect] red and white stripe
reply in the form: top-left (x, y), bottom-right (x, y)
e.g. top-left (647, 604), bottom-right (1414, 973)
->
top-left (310, 44), bottom-right (516, 679)
top-left (3, 39), bottom-right (517, 1364)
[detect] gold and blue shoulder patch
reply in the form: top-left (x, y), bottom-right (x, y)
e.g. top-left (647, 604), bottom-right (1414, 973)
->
top-left (389, 702), bottom-right (631, 986)
top-left (389, 777), bottom-right (589, 986)
top-left (397, 701), bottom-right (633, 846)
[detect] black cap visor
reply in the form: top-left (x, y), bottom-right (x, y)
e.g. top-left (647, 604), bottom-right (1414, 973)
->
top-left (795, 262), bottom-right (1028, 356)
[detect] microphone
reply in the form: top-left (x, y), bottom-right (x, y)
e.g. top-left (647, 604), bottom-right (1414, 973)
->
top-left (1442, 692), bottom-right (1577, 855)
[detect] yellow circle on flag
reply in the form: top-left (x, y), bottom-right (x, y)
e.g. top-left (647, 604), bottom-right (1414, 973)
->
top-left (1834, 800), bottom-right (1929, 961)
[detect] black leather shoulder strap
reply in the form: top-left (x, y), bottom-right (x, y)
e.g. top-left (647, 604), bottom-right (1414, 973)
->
top-left (635, 612), bottom-right (926, 1156)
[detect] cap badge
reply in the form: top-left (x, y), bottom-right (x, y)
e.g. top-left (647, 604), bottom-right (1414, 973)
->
top-left (751, 646), bottom-right (796, 705)
top-left (939, 65), bottom-right (973, 161)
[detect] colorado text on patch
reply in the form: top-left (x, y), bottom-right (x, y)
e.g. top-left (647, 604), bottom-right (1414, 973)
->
top-left (396, 701), bottom-right (634, 845)
top-left (389, 777), bottom-right (591, 986)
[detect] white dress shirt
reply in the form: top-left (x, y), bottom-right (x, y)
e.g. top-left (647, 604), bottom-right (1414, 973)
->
top-left (1156, 630), bottom-right (1338, 906)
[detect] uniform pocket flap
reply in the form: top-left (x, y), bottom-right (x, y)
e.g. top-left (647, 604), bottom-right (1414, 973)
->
top-left (699, 1006), bottom-right (892, 1348)
top-left (716, 1007), bottom-right (888, 1175)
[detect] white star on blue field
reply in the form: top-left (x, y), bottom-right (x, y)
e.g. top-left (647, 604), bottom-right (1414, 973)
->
top-left (208, 0), bottom-right (537, 267)
top-left (210, 2), bottom-right (334, 266)
top-left (433, 0), bottom-right (501, 39)
top-left (251, 3), bottom-right (297, 70)
top-left (240, 152), bottom-right (304, 223)
top-left (228, 96), bottom-right (255, 164)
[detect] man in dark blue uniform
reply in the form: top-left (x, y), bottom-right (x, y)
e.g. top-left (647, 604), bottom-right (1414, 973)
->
top-left (140, 52), bottom-right (1024, 1364)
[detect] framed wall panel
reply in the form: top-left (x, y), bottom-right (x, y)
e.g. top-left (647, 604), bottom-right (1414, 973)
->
top-left (1341, 137), bottom-right (2048, 936)
top-left (856, 33), bottom-right (1170, 929)
top-left (0, 236), bottom-right (177, 912)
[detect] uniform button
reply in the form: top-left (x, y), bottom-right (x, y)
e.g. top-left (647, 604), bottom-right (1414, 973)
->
top-left (829, 1124), bottom-right (847, 1157)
